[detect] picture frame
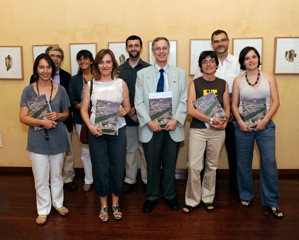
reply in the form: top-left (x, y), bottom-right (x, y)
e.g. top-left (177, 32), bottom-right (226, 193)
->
top-left (32, 44), bottom-right (59, 62)
top-left (274, 37), bottom-right (299, 74)
top-left (189, 39), bottom-right (212, 75)
top-left (0, 46), bottom-right (23, 80)
top-left (148, 40), bottom-right (177, 66)
top-left (108, 42), bottom-right (128, 66)
top-left (232, 38), bottom-right (263, 67)
top-left (70, 43), bottom-right (97, 76)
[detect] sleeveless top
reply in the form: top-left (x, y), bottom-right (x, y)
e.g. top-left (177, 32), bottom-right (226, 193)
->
top-left (238, 72), bottom-right (271, 115)
top-left (191, 77), bottom-right (226, 129)
top-left (89, 78), bottom-right (126, 129)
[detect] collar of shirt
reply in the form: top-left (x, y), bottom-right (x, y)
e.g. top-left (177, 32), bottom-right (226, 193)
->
top-left (154, 63), bottom-right (169, 91)
top-left (53, 71), bottom-right (60, 85)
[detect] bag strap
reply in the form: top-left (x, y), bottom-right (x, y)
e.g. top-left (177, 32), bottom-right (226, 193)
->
top-left (88, 79), bottom-right (93, 110)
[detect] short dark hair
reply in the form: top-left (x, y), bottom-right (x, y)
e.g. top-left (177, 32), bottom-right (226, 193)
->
top-left (126, 35), bottom-right (143, 47)
top-left (92, 49), bottom-right (119, 79)
top-left (76, 50), bottom-right (94, 74)
top-left (151, 37), bottom-right (170, 49)
top-left (45, 46), bottom-right (64, 60)
top-left (239, 46), bottom-right (261, 71)
top-left (198, 51), bottom-right (219, 73)
top-left (33, 54), bottom-right (56, 81)
top-left (211, 29), bottom-right (229, 42)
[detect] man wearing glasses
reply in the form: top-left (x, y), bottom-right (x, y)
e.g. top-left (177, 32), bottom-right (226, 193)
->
top-left (30, 46), bottom-right (77, 191)
top-left (119, 35), bottom-right (150, 193)
top-left (194, 30), bottom-right (241, 190)
top-left (135, 37), bottom-right (187, 213)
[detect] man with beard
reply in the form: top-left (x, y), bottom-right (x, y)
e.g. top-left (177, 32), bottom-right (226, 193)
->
top-left (119, 35), bottom-right (150, 192)
top-left (194, 30), bottom-right (241, 190)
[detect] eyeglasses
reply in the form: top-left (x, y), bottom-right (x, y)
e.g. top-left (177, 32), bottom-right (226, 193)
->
top-left (127, 44), bottom-right (141, 49)
top-left (78, 57), bottom-right (90, 62)
top-left (202, 59), bottom-right (216, 65)
top-left (153, 46), bottom-right (169, 52)
top-left (212, 38), bottom-right (228, 44)
top-left (50, 54), bottom-right (62, 59)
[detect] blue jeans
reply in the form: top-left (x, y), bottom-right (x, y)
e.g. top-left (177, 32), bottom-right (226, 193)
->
top-left (233, 120), bottom-right (280, 207)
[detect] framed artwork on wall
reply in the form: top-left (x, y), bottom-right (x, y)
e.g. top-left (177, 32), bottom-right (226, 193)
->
top-left (0, 46), bottom-right (23, 80)
top-left (69, 43), bottom-right (97, 76)
top-left (32, 44), bottom-right (59, 62)
top-left (148, 40), bottom-right (177, 66)
top-left (232, 38), bottom-right (263, 66)
top-left (189, 39), bottom-right (212, 76)
top-left (108, 42), bottom-right (128, 66)
top-left (274, 37), bottom-right (299, 74)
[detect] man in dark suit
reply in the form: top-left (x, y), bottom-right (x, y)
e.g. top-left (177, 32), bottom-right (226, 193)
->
top-left (30, 46), bottom-right (77, 190)
top-left (135, 37), bottom-right (187, 213)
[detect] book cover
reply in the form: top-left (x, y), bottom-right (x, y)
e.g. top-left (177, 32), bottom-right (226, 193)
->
top-left (94, 99), bottom-right (119, 136)
top-left (193, 92), bottom-right (226, 129)
top-left (241, 98), bottom-right (267, 127)
top-left (149, 92), bottom-right (173, 129)
top-left (27, 94), bottom-right (52, 131)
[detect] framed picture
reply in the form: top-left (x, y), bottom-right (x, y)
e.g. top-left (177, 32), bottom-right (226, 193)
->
top-left (70, 43), bottom-right (97, 76)
top-left (32, 44), bottom-right (59, 62)
top-left (148, 40), bottom-right (177, 66)
top-left (232, 38), bottom-right (263, 66)
top-left (0, 46), bottom-right (23, 80)
top-left (189, 39), bottom-right (212, 75)
top-left (108, 42), bottom-right (128, 66)
top-left (274, 37), bottom-right (299, 74)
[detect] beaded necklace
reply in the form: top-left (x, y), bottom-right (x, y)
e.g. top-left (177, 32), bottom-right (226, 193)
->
top-left (245, 70), bottom-right (260, 87)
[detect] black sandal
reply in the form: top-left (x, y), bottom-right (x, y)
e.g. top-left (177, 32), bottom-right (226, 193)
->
top-left (182, 205), bottom-right (194, 214)
top-left (269, 207), bottom-right (284, 219)
top-left (240, 199), bottom-right (251, 207)
top-left (203, 202), bottom-right (214, 211)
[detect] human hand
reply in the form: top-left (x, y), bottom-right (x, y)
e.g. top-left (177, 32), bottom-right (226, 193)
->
top-left (164, 119), bottom-right (178, 131)
top-left (147, 121), bottom-right (162, 132)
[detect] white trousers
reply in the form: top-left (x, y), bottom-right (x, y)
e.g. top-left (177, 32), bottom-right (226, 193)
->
top-left (75, 124), bottom-right (93, 184)
top-left (29, 152), bottom-right (65, 216)
top-left (62, 127), bottom-right (75, 183)
top-left (185, 128), bottom-right (225, 206)
top-left (124, 126), bottom-right (147, 184)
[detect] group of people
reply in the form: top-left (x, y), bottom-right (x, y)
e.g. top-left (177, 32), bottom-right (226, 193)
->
top-left (19, 30), bottom-right (283, 226)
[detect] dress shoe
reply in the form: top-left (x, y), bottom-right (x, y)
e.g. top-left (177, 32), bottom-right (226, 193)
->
top-left (165, 197), bottom-right (180, 211)
top-left (142, 200), bottom-right (158, 213)
top-left (122, 182), bottom-right (136, 193)
top-left (64, 181), bottom-right (78, 190)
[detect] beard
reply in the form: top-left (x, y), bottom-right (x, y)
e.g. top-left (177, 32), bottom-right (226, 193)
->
top-left (128, 50), bottom-right (140, 59)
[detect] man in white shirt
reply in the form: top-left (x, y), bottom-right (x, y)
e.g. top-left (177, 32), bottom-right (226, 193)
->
top-left (194, 30), bottom-right (241, 189)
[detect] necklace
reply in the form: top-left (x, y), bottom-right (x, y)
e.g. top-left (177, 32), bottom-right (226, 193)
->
top-left (245, 70), bottom-right (260, 87)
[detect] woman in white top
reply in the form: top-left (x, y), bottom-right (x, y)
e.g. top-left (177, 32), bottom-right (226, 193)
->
top-left (81, 49), bottom-right (130, 222)
top-left (232, 46), bottom-right (283, 219)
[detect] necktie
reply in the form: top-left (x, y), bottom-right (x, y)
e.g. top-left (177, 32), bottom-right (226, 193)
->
top-left (156, 69), bottom-right (164, 92)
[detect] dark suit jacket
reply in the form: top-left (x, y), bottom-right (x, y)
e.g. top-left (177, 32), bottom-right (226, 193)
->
top-left (30, 69), bottom-right (73, 132)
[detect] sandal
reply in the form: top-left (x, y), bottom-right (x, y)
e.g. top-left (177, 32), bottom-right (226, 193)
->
top-left (112, 206), bottom-right (122, 220)
top-left (56, 206), bottom-right (69, 216)
top-left (240, 199), bottom-right (251, 207)
top-left (182, 205), bottom-right (195, 214)
top-left (269, 207), bottom-right (284, 219)
top-left (203, 202), bottom-right (214, 211)
top-left (99, 206), bottom-right (109, 222)
top-left (36, 215), bottom-right (48, 226)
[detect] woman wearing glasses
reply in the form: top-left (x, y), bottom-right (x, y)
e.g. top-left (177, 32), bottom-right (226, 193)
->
top-left (20, 54), bottom-right (71, 225)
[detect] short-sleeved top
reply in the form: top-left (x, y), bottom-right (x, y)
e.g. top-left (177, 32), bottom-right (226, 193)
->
top-left (190, 77), bottom-right (226, 129)
top-left (89, 78), bottom-right (126, 129)
top-left (20, 84), bottom-right (70, 154)
top-left (119, 59), bottom-right (150, 126)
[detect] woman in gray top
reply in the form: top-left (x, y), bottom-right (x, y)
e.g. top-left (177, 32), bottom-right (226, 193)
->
top-left (20, 54), bottom-right (71, 225)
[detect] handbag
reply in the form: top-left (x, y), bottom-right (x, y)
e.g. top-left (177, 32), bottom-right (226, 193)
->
top-left (80, 80), bottom-right (93, 144)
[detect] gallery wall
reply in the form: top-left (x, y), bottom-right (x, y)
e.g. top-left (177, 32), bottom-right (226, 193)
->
top-left (0, 0), bottom-right (298, 169)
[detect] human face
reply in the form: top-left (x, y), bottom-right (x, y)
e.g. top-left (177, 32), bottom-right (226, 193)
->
top-left (98, 54), bottom-right (113, 78)
top-left (152, 40), bottom-right (169, 66)
top-left (37, 59), bottom-right (53, 81)
top-left (201, 56), bottom-right (217, 75)
top-left (243, 50), bottom-right (259, 70)
top-left (211, 33), bottom-right (229, 55)
top-left (77, 56), bottom-right (92, 71)
top-left (126, 39), bottom-right (142, 59)
top-left (49, 50), bottom-right (62, 70)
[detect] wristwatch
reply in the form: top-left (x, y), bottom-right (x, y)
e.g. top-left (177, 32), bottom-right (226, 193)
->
top-left (209, 117), bottom-right (214, 124)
